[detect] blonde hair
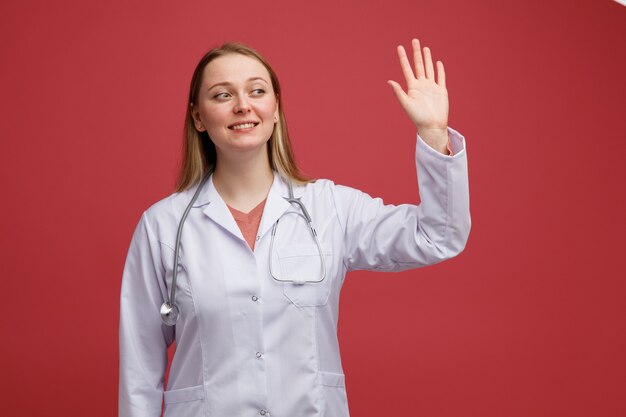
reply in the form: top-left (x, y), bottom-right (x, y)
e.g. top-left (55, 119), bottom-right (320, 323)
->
top-left (176, 42), bottom-right (311, 192)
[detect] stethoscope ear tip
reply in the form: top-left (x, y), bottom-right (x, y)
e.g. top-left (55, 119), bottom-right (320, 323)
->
top-left (160, 302), bottom-right (180, 326)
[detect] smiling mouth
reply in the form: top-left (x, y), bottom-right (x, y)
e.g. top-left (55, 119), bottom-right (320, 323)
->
top-left (229, 122), bottom-right (259, 130)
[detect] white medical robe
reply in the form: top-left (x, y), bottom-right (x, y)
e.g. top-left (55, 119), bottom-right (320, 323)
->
top-left (119, 128), bottom-right (471, 417)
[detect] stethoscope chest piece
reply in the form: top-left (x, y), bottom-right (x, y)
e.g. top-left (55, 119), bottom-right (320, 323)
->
top-left (160, 302), bottom-right (180, 326)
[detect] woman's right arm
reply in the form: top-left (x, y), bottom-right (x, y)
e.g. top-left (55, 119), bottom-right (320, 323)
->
top-left (119, 212), bottom-right (174, 417)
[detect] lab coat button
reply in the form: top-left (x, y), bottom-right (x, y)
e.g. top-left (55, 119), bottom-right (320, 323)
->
top-left (256, 235), bottom-right (261, 241)
top-left (260, 410), bottom-right (268, 415)
top-left (252, 295), bottom-right (259, 302)
top-left (256, 351), bottom-right (263, 358)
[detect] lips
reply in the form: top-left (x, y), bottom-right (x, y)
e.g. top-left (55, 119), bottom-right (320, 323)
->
top-left (228, 121), bottom-right (260, 130)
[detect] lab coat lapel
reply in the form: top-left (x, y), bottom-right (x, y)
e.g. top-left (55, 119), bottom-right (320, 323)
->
top-left (257, 172), bottom-right (294, 239)
top-left (199, 175), bottom-right (245, 241)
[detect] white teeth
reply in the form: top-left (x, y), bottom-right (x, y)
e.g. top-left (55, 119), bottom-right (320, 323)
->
top-left (231, 123), bottom-right (256, 130)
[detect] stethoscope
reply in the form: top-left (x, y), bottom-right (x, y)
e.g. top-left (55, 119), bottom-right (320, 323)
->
top-left (160, 175), bottom-right (326, 326)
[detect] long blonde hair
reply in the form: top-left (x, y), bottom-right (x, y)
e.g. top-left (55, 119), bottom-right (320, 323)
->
top-left (176, 42), bottom-right (311, 192)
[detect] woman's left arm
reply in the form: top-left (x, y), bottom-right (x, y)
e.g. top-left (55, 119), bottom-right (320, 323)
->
top-left (332, 39), bottom-right (470, 272)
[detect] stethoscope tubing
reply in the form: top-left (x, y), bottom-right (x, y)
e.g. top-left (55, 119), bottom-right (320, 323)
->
top-left (269, 181), bottom-right (326, 283)
top-left (160, 174), bottom-right (210, 325)
top-left (171, 175), bottom-right (211, 306)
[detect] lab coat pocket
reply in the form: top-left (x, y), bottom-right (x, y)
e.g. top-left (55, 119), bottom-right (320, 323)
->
top-left (278, 244), bottom-right (333, 307)
top-left (163, 384), bottom-right (205, 417)
top-left (319, 371), bottom-right (349, 417)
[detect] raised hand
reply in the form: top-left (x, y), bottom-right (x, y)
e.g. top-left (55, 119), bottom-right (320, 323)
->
top-left (388, 38), bottom-right (449, 153)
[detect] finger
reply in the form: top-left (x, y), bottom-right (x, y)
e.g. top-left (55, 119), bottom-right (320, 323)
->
top-left (423, 46), bottom-right (435, 80)
top-left (387, 80), bottom-right (408, 105)
top-left (397, 45), bottom-right (416, 85)
top-left (412, 38), bottom-right (425, 79)
top-left (436, 61), bottom-right (446, 88)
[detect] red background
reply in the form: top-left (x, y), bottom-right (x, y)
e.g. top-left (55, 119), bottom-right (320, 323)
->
top-left (1, 0), bottom-right (625, 416)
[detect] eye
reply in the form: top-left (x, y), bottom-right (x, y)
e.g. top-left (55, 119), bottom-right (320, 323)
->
top-left (251, 88), bottom-right (266, 96)
top-left (213, 92), bottom-right (231, 100)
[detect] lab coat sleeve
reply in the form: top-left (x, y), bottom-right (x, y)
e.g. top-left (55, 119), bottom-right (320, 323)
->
top-left (119, 211), bottom-right (174, 417)
top-left (333, 127), bottom-right (470, 272)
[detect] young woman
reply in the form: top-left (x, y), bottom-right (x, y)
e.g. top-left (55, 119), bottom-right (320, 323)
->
top-left (119, 39), bottom-right (470, 417)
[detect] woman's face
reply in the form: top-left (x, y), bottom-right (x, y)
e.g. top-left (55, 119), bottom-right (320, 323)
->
top-left (191, 53), bottom-right (279, 159)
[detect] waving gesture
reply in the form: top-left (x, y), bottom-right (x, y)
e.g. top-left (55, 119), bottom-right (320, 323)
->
top-left (388, 38), bottom-right (449, 153)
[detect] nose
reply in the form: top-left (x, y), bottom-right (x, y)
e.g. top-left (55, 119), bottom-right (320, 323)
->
top-left (233, 95), bottom-right (251, 113)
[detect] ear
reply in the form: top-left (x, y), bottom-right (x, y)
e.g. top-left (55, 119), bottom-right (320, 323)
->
top-left (190, 103), bottom-right (206, 132)
top-left (273, 100), bottom-right (279, 123)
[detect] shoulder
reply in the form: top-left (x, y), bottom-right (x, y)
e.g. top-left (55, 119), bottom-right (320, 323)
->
top-left (299, 178), bottom-right (369, 213)
top-left (301, 177), bottom-right (367, 195)
top-left (140, 187), bottom-right (196, 234)
top-left (299, 178), bottom-right (345, 198)
top-left (300, 178), bottom-right (334, 195)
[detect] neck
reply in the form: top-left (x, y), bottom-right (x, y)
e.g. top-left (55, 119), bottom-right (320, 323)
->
top-left (212, 147), bottom-right (274, 212)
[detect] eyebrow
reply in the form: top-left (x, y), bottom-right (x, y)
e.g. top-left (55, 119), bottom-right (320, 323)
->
top-left (207, 77), bottom-right (269, 92)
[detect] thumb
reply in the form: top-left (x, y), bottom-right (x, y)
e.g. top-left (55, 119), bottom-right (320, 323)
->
top-left (387, 80), bottom-right (407, 105)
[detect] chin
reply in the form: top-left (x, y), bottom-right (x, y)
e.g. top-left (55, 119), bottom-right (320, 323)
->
top-left (224, 138), bottom-right (270, 153)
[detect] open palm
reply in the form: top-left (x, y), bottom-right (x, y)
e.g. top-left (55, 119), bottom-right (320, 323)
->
top-left (388, 39), bottom-right (449, 142)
